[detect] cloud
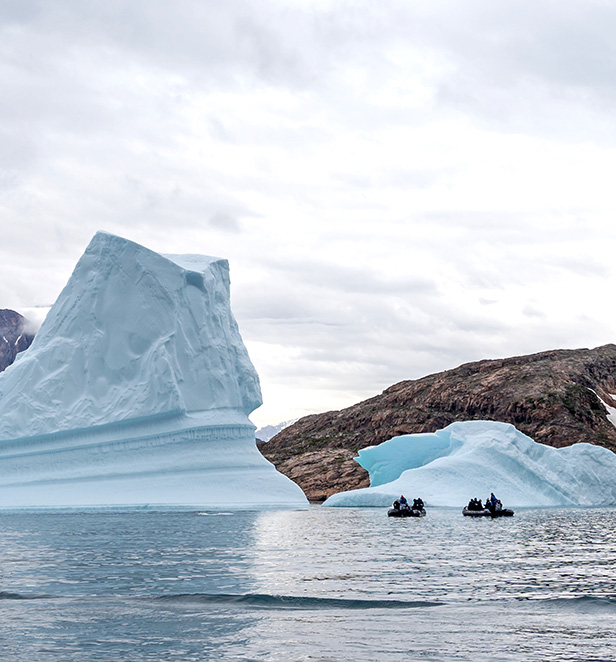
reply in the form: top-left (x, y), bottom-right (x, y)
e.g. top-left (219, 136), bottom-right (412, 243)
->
top-left (1, 1), bottom-right (615, 427)
top-left (522, 304), bottom-right (546, 320)
top-left (209, 211), bottom-right (241, 233)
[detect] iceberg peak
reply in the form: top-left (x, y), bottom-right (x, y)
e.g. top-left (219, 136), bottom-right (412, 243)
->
top-left (0, 232), bottom-right (307, 508)
top-left (0, 232), bottom-right (261, 439)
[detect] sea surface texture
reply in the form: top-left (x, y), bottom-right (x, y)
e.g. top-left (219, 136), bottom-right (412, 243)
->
top-left (0, 506), bottom-right (614, 661)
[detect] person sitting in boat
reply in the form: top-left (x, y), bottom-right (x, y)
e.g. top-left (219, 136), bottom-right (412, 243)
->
top-left (485, 497), bottom-right (494, 512)
top-left (399, 495), bottom-right (408, 506)
top-left (392, 498), bottom-right (401, 510)
top-left (413, 497), bottom-right (424, 510)
top-left (495, 499), bottom-right (503, 511)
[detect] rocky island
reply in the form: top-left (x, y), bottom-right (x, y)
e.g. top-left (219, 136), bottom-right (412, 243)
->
top-left (261, 345), bottom-right (616, 501)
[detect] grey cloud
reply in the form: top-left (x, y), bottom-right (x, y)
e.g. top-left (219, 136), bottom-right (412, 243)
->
top-left (259, 257), bottom-right (438, 298)
top-left (242, 296), bottom-right (545, 402)
top-left (6, 1), bottom-right (616, 107)
top-left (209, 212), bottom-right (241, 233)
top-left (239, 272), bottom-right (505, 373)
top-left (419, 2), bottom-right (616, 139)
top-left (0, 1), bottom-right (324, 89)
top-left (4, 0), bottom-right (615, 177)
top-left (522, 304), bottom-right (546, 319)
top-left (1, 0), bottom-right (615, 425)
top-left (548, 257), bottom-right (611, 279)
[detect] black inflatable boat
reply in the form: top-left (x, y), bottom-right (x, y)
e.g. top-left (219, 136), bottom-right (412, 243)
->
top-left (388, 507), bottom-right (426, 518)
top-left (462, 507), bottom-right (514, 517)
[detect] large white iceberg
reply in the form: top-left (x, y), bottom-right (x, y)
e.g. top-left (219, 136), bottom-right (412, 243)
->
top-left (0, 232), bottom-right (307, 509)
top-left (323, 421), bottom-right (616, 507)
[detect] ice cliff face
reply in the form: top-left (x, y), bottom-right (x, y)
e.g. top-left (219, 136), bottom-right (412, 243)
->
top-left (0, 233), bottom-right (307, 508)
top-left (323, 421), bottom-right (616, 508)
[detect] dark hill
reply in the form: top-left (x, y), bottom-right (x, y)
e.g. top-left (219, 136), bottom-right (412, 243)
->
top-left (260, 344), bottom-right (616, 501)
top-left (0, 309), bottom-right (35, 372)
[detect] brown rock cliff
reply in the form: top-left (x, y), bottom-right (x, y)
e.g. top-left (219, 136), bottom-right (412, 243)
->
top-left (260, 345), bottom-right (616, 500)
top-left (0, 309), bottom-right (34, 372)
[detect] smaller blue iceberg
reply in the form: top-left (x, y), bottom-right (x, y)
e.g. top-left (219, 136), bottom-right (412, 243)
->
top-left (323, 421), bottom-right (616, 507)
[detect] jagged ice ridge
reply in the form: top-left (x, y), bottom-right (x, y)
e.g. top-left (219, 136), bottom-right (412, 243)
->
top-left (0, 232), bottom-right (307, 508)
top-left (323, 421), bottom-right (616, 508)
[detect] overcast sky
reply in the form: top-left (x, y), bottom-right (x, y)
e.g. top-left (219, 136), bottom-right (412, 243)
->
top-left (1, 0), bottom-right (615, 427)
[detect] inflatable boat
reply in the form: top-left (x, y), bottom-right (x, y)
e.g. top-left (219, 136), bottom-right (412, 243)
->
top-left (462, 507), bottom-right (514, 517)
top-left (388, 507), bottom-right (426, 518)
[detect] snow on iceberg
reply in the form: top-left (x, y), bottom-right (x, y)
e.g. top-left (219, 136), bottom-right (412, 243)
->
top-left (323, 421), bottom-right (616, 508)
top-left (0, 232), bottom-right (307, 509)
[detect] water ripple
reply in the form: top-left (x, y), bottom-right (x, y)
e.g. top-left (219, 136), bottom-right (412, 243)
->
top-left (154, 592), bottom-right (440, 610)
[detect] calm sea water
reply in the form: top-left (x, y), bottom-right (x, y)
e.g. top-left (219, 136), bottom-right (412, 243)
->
top-left (0, 506), bottom-right (615, 661)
